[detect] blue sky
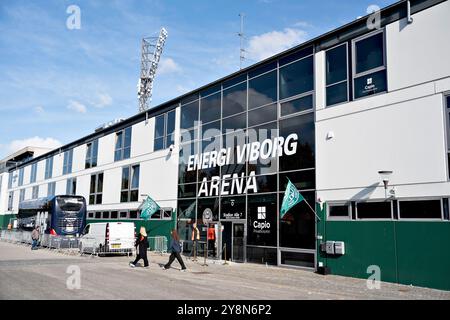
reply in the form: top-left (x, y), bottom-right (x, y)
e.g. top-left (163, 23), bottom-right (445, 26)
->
top-left (0, 0), bottom-right (396, 159)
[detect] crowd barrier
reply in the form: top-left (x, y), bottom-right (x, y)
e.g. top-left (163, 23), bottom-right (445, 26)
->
top-left (148, 236), bottom-right (167, 254)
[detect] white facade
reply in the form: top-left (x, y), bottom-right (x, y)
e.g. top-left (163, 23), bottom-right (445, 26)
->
top-left (315, 0), bottom-right (450, 203)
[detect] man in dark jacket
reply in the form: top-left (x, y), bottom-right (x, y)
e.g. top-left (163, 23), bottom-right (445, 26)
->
top-left (130, 226), bottom-right (149, 268)
top-left (163, 229), bottom-right (187, 271)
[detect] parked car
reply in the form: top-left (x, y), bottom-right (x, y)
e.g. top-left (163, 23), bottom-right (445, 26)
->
top-left (79, 222), bottom-right (135, 256)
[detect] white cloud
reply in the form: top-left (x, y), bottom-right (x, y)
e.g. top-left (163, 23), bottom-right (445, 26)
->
top-left (67, 100), bottom-right (87, 113)
top-left (158, 58), bottom-right (181, 75)
top-left (6, 136), bottom-right (62, 155)
top-left (293, 21), bottom-right (312, 28)
top-left (247, 28), bottom-right (307, 62)
top-left (93, 93), bottom-right (113, 108)
top-left (34, 106), bottom-right (44, 114)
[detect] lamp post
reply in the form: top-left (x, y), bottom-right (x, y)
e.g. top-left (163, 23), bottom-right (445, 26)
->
top-left (378, 170), bottom-right (393, 199)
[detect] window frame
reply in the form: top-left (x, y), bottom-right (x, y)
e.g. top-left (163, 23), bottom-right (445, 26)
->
top-left (114, 127), bottom-right (132, 162)
top-left (355, 199), bottom-right (393, 220)
top-left (47, 182), bottom-right (56, 197)
top-left (19, 188), bottom-right (25, 203)
top-left (120, 164), bottom-right (140, 203)
top-left (44, 157), bottom-right (53, 180)
top-left (351, 29), bottom-right (387, 101)
top-left (30, 163), bottom-right (37, 184)
top-left (66, 177), bottom-right (77, 196)
top-left (89, 172), bottom-right (104, 205)
top-left (32, 185), bottom-right (39, 199)
top-left (85, 139), bottom-right (99, 169)
top-left (325, 42), bottom-right (349, 107)
top-left (327, 202), bottom-right (351, 220)
top-left (397, 197), bottom-right (444, 221)
top-left (18, 168), bottom-right (24, 186)
top-left (62, 149), bottom-right (73, 175)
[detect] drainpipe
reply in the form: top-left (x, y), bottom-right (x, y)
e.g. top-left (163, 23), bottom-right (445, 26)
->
top-left (407, 0), bottom-right (413, 24)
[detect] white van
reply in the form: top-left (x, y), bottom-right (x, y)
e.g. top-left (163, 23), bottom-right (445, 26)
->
top-left (79, 222), bottom-right (135, 255)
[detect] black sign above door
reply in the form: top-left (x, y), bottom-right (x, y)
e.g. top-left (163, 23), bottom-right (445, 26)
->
top-left (220, 196), bottom-right (246, 220)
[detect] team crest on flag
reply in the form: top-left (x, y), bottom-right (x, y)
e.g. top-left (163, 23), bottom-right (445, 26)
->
top-left (140, 196), bottom-right (160, 220)
top-left (280, 178), bottom-right (305, 219)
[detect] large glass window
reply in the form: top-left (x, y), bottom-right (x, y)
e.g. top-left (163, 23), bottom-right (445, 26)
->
top-left (356, 201), bottom-right (391, 219)
top-left (180, 100), bottom-right (199, 130)
top-left (30, 163), bottom-right (37, 184)
top-left (85, 139), bottom-right (98, 169)
top-left (399, 200), bottom-right (442, 219)
top-left (279, 112), bottom-right (315, 171)
top-left (326, 43), bottom-right (348, 106)
top-left (89, 172), bottom-right (103, 205)
top-left (62, 149), bottom-right (73, 175)
top-left (248, 103), bottom-right (277, 127)
top-left (121, 164), bottom-right (140, 202)
top-left (353, 31), bottom-right (386, 99)
top-left (280, 95), bottom-right (313, 117)
top-left (220, 195), bottom-right (246, 220)
top-left (247, 193), bottom-right (277, 247)
top-left (44, 157), bottom-right (53, 179)
top-left (279, 191), bottom-right (315, 249)
top-left (247, 121), bottom-right (278, 175)
top-left (223, 81), bottom-right (247, 118)
top-left (66, 177), bottom-right (77, 196)
top-left (19, 189), bottom-right (25, 202)
top-left (248, 70), bottom-right (277, 110)
top-left (18, 168), bottom-right (24, 186)
top-left (200, 92), bottom-right (221, 124)
top-left (178, 141), bottom-right (199, 185)
top-left (47, 182), bottom-right (56, 197)
top-left (114, 127), bottom-right (132, 161)
top-left (279, 56), bottom-right (314, 100)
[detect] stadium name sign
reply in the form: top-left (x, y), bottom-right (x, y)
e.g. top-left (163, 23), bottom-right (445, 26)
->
top-left (186, 133), bottom-right (298, 196)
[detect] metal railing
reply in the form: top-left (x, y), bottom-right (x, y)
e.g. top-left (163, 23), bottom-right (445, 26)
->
top-left (148, 236), bottom-right (167, 254)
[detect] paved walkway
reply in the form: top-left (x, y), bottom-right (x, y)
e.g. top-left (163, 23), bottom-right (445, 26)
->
top-left (0, 241), bottom-right (449, 300)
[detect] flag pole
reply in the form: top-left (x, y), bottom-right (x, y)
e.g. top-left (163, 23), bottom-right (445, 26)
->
top-left (303, 198), bottom-right (321, 221)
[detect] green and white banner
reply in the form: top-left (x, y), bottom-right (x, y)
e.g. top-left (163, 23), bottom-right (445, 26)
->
top-left (280, 178), bottom-right (304, 219)
top-left (140, 196), bottom-right (160, 220)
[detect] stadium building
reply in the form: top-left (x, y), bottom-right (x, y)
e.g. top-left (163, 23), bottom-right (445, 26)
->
top-left (1, 0), bottom-right (449, 290)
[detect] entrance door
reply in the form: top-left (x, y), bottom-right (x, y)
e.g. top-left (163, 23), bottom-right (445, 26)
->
top-left (232, 223), bottom-right (245, 262)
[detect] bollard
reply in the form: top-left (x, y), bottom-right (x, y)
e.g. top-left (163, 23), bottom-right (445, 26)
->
top-left (223, 243), bottom-right (228, 265)
top-left (202, 242), bottom-right (208, 267)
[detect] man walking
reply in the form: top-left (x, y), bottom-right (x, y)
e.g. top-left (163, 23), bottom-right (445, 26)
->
top-left (31, 226), bottom-right (40, 250)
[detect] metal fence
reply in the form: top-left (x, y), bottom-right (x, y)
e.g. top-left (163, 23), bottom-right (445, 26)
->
top-left (148, 236), bottom-right (167, 254)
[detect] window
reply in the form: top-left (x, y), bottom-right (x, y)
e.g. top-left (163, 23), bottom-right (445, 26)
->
top-left (8, 172), bottom-right (13, 189)
top-left (89, 172), bottom-right (103, 205)
top-left (328, 203), bottom-right (350, 218)
top-left (353, 31), bottom-right (386, 99)
top-left (88, 212), bottom-right (94, 219)
top-left (200, 91), bottom-right (221, 124)
top-left (110, 211), bottom-right (118, 219)
top-left (114, 127), bottom-right (132, 161)
top-left (248, 103), bottom-right (277, 127)
top-left (32, 186), bottom-right (39, 199)
top-left (121, 164), bottom-right (140, 202)
top-left (280, 95), bottom-right (313, 117)
top-left (223, 81), bottom-right (247, 118)
top-left (102, 211), bottom-right (110, 219)
top-left (45, 157), bottom-right (53, 179)
top-left (180, 100), bottom-right (199, 130)
top-left (119, 211), bottom-right (128, 219)
top-left (279, 55), bottom-right (314, 100)
top-left (326, 43), bottom-right (348, 106)
top-left (8, 191), bottom-right (14, 211)
top-left (95, 212), bottom-right (101, 219)
top-left (85, 139), bottom-right (98, 169)
top-left (66, 177), bottom-right (77, 195)
top-left (248, 70), bottom-right (277, 110)
top-left (154, 110), bottom-right (176, 151)
top-left (62, 149), bottom-right (73, 175)
top-left (129, 210), bottom-right (138, 219)
top-left (399, 199), bottom-right (442, 219)
top-left (18, 168), bottom-right (24, 186)
top-left (47, 182), bottom-right (56, 197)
top-left (356, 201), bottom-right (391, 219)
top-left (30, 163), bottom-right (37, 184)
top-left (19, 189), bottom-right (25, 202)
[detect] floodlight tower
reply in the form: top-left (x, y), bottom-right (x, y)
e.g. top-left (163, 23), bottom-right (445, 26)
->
top-left (138, 27), bottom-right (168, 113)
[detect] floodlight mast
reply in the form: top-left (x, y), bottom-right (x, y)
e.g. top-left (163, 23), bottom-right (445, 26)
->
top-left (138, 27), bottom-right (168, 113)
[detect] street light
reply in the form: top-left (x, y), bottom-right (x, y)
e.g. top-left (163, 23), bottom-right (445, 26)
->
top-left (378, 170), bottom-right (393, 199)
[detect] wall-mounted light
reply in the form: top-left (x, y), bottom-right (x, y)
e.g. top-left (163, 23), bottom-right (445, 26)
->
top-left (378, 170), bottom-right (393, 199)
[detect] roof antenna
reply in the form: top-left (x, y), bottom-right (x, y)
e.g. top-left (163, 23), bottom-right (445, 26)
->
top-left (238, 13), bottom-right (246, 69)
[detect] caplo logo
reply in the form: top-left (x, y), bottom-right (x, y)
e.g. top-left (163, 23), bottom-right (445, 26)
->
top-left (254, 206), bottom-right (270, 230)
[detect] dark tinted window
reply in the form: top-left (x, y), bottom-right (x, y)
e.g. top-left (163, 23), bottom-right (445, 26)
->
top-left (279, 113), bottom-right (315, 171)
top-left (279, 191), bottom-right (315, 249)
top-left (248, 70), bottom-right (277, 109)
top-left (201, 120), bottom-right (221, 140)
top-left (354, 69), bottom-right (387, 99)
top-left (329, 204), bottom-right (349, 217)
top-left (399, 200), bottom-right (442, 219)
top-left (110, 211), bottom-right (118, 219)
top-left (222, 82), bottom-right (247, 117)
top-left (220, 196), bottom-right (246, 220)
top-left (180, 100), bottom-right (199, 129)
top-left (279, 169), bottom-right (315, 191)
top-left (178, 142), bottom-right (199, 184)
top-left (155, 114), bottom-right (165, 138)
top-left (355, 32), bottom-right (384, 74)
top-left (327, 82), bottom-right (348, 106)
top-left (197, 197), bottom-right (219, 224)
top-left (247, 122), bottom-right (278, 175)
top-left (200, 92), bottom-right (221, 124)
top-left (177, 199), bottom-right (196, 220)
top-left (280, 251), bottom-right (314, 268)
top-left (167, 110), bottom-right (176, 135)
top-left (280, 95), bottom-right (313, 117)
top-left (326, 44), bottom-right (347, 85)
top-left (248, 103), bottom-right (277, 127)
top-left (246, 246), bottom-right (277, 265)
top-left (247, 193), bottom-right (277, 246)
top-left (279, 56), bottom-right (314, 100)
top-left (222, 112), bottom-right (246, 134)
top-left (357, 201), bottom-right (391, 219)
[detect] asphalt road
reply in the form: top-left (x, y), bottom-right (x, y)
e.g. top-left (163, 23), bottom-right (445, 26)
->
top-left (0, 241), bottom-right (449, 300)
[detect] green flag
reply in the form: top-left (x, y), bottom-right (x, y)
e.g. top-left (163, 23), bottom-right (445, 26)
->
top-left (280, 178), bottom-right (304, 219)
top-left (140, 196), bottom-right (160, 220)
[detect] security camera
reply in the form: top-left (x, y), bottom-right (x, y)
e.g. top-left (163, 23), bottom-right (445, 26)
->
top-left (168, 144), bottom-right (174, 152)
